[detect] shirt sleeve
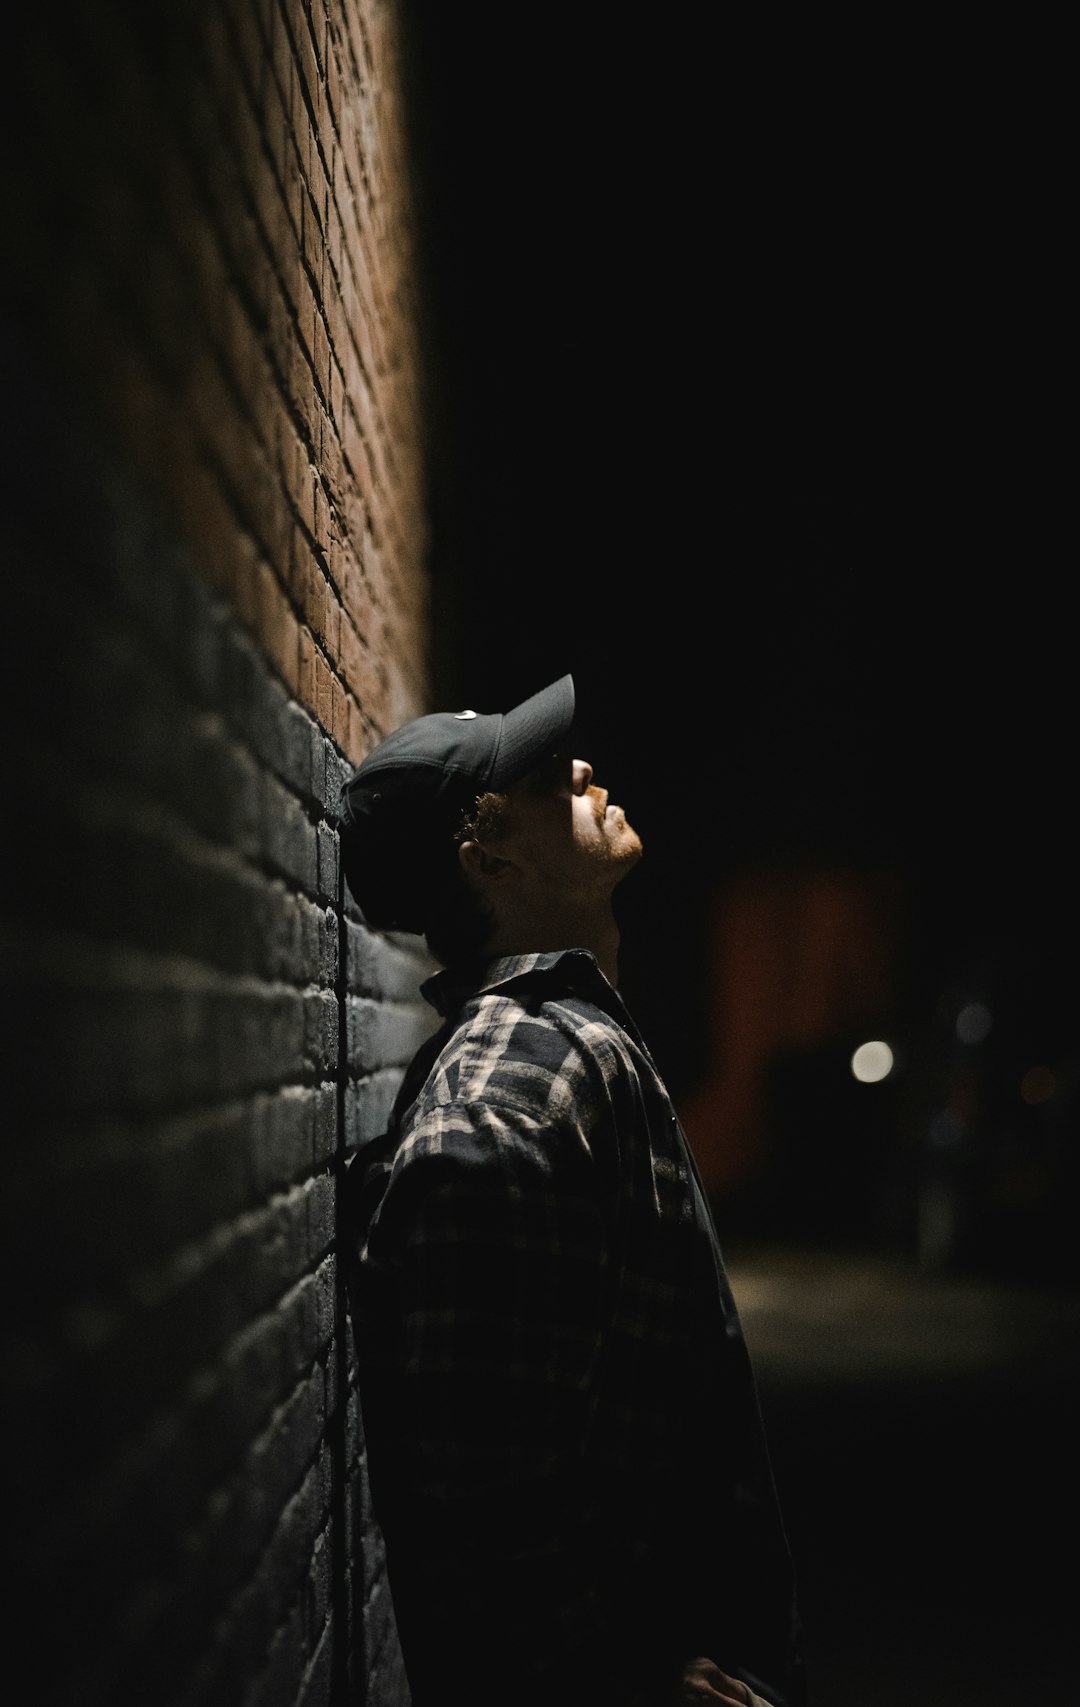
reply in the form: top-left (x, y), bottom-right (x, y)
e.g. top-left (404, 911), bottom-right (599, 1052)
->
top-left (365, 1092), bottom-right (622, 1699)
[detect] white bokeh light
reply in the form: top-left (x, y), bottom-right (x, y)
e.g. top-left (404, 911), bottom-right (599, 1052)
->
top-left (851, 1040), bottom-right (894, 1083)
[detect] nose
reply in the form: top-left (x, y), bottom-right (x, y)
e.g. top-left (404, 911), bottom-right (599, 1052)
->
top-left (571, 758), bottom-right (593, 795)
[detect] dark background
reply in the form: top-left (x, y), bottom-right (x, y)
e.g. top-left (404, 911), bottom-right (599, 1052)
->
top-left (399, 9), bottom-right (1074, 1226)
top-left (394, 25), bottom-right (1080, 1700)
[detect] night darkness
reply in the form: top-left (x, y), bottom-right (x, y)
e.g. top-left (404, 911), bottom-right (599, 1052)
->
top-left (397, 13), bottom-right (1074, 1258)
top-left (394, 40), bottom-right (1079, 1685)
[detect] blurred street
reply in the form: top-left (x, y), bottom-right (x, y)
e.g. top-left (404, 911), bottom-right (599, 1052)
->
top-left (725, 1245), bottom-right (1080, 1706)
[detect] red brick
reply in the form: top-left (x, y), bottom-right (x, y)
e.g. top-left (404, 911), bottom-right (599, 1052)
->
top-left (339, 614), bottom-right (363, 695)
top-left (314, 647), bottom-right (335, 731)
top-left (298, 625), bottom-right (318, 708)
top-left (295, 7), bottom-right (323, 123)
top-left (313, 477), bottom-right (333, 561)
top-left (301, 188), bottom-right (326, 294)
top-left (5, 6), bottom-right (433, 1699)
top-left (325, 30), bottom-right (345, 133)
top-left (288, 341), bottom-right (318, 444)
top-left (303, 560), bottom-right (327, 643)
top-left (324, 587), bottom-right (343, 662)
top-left (313, 308), bottom-right (331, 407)
top-left (319, 410), bottom-right (344, 511)
top-left (282, 136), bottom-right (304, 239)
top-left (288, 522), bottom-right (313, 608)
top-left (257, 559), bottom-right (300, 691)
top-left (330, 673), bottom-right (349, 746)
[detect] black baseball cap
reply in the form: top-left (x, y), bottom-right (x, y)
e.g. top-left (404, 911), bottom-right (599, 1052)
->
top-left (337, 674), bottom-right (575, 932)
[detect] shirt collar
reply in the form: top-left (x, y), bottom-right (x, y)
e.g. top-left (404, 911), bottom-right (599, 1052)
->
top-left (421, 948), bottom-right (613, 1019)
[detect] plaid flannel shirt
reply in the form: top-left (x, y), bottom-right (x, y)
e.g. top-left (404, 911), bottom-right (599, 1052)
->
top-left (345, 949), bottom-right (802, 1707)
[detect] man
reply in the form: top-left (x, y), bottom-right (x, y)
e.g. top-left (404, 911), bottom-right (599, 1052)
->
top-left (338, 674), bottom-right (805, 1707)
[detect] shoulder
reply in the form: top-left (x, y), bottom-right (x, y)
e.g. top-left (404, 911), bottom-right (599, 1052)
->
top-left (431, 987), bottom-right (637, 1119)
top-left (387, 990), bottom-right (637, 1183)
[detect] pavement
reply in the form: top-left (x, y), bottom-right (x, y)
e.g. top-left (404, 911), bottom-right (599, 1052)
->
top-left (723, 1244), bottom-right (1080, 1706)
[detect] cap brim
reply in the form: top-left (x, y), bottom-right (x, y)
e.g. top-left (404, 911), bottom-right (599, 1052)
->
top-left (489, 674), bottom-right (576, 788)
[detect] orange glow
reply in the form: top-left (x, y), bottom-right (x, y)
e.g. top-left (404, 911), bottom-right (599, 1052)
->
top-left (677, 870), bottom-right (903, 1195)
top-left (1020, 1066), bottom-right (1056, 1106)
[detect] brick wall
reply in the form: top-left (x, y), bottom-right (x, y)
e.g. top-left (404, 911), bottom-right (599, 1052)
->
top-left (2, 4), bottom-right (434, 1703)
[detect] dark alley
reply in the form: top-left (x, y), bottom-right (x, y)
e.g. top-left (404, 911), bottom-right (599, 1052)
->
top-left (728, 1243), bottom-right (1080, 1704)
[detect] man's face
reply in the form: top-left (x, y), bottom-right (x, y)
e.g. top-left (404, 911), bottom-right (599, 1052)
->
top-left (492, 752), bottom-right (643, 899)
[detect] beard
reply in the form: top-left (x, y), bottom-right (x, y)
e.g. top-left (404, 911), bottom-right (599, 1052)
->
top-left (585, 805), bottom-right (644, 889)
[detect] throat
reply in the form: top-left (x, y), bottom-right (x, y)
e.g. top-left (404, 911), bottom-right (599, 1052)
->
top-left (484, 900), bottom-right (622, 986)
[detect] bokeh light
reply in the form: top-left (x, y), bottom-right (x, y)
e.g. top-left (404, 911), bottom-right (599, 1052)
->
top-left (851, 1040), bottom-right (894, 1083)
top-left (956, 1001), bottom-right (993, 1044)
top-left (1020, 1065), bottom-right (1057, 1106)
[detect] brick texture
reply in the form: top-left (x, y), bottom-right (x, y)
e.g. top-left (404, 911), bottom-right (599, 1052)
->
top-left (2, 4), bottom-right (434, 1704)
top-left (5, 0), bottom-right (429, 761)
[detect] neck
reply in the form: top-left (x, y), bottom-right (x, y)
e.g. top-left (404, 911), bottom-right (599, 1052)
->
top-left (482, 901), bottom-right (621, 987)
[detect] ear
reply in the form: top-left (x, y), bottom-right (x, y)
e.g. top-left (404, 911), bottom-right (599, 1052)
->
top-left (458, 839), bottom-right (514, 886)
